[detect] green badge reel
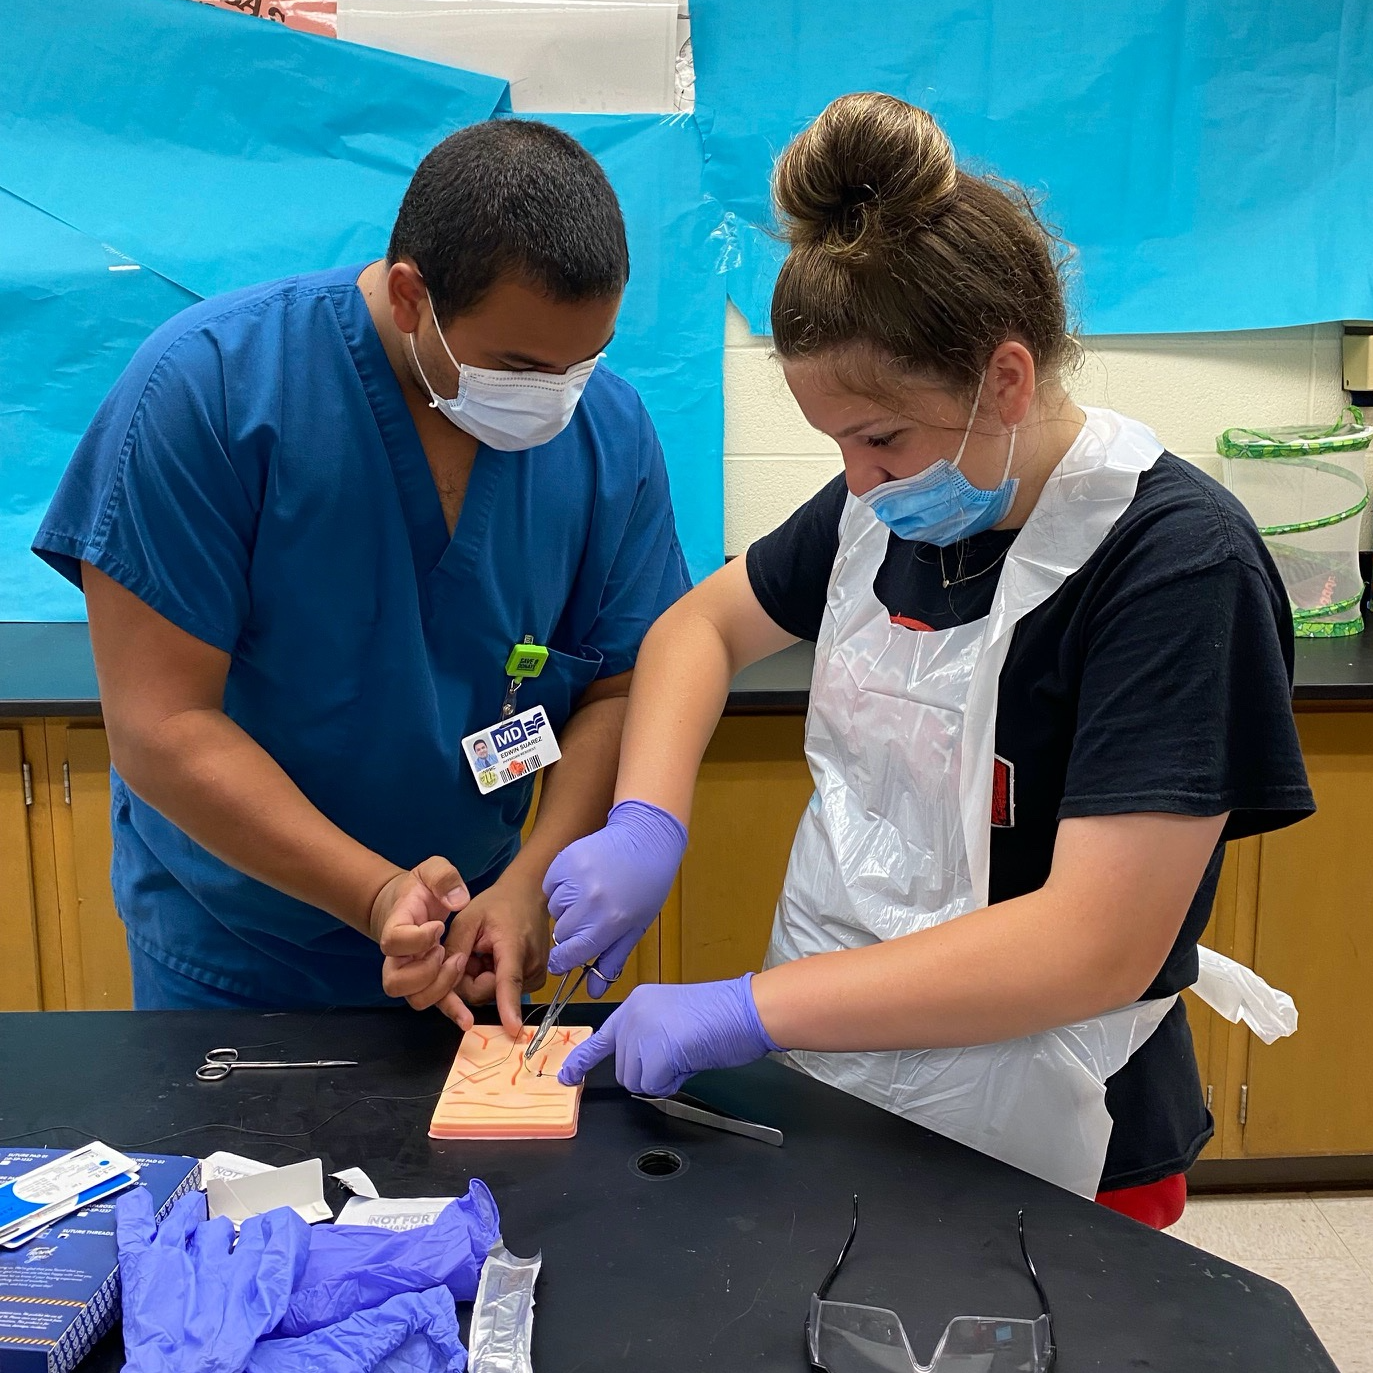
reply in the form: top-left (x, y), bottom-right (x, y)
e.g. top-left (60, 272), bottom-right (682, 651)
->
top-left (504, 642), bottom-right (550, 680)
top-left (500, 638), bottom-right (549, 718)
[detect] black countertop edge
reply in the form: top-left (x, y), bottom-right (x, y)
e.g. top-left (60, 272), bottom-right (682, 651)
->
top-left (3, 618), bottom-right (1373, 718)
top-left (723, 628), bottom-right (1373, 708)
top-left (1, 699), bottom-right (104, 718)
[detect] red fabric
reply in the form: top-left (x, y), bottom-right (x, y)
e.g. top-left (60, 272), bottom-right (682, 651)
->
top-left (1096, 1173), bottom-right (1187, 1229)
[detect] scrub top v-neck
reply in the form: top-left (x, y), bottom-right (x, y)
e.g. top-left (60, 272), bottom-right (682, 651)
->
top-left (34, 264), bottom-right (691, 1005)
top-left (346, 296), bottom-right (496, 591)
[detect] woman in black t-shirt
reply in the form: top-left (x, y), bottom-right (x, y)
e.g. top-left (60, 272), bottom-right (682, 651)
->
top-left (540, 94), bottom-right (1312, 1225)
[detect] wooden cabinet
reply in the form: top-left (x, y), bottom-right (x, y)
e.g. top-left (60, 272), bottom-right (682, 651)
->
top-left (0, 721), bottom-right (652, 1013)
top-left (45, 723), bottom-right (131, 1011)
top-left (1237, 710), bottom-right (1373, 1158)
top-left (663, 716), bottom-right (812, 985)
top-left (5, 703), bottom-right (1373, 1173)
top-left (0, 719), bottom-right (128, 1011)
top-left (0, 728), bottom-right (42, 1010)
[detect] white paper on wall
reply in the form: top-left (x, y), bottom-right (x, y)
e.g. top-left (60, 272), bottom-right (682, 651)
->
top-left (337, 0), bottom-right (680, 113)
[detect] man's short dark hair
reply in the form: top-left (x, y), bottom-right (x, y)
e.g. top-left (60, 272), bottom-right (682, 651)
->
top-left (388, 120), bottom-right (629, 321)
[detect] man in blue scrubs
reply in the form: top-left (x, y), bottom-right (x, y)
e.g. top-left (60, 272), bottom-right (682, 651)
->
top-left (33, 119), bottom-right (690, 1031)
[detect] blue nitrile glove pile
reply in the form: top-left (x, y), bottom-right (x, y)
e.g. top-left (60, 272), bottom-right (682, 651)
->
top-left (115, 1178), bottom-right (500, 1373)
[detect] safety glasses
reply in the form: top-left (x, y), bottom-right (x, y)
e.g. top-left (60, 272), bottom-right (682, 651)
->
top-left (806, 1197), bottom-right (1057, 1373)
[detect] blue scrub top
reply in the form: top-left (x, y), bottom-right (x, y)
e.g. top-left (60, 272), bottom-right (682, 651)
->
top-left (34, 264), bottom-right (691, 1005)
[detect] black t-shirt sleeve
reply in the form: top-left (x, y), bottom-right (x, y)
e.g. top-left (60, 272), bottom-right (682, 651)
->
top-left (744, 474), bottom-right (848, 641)
top-left (1060, 552), bottom-right (1314, 839)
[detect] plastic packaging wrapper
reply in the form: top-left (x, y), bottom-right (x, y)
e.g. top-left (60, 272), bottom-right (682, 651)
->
top-left (468, 1242), bottom-right (540, 1373)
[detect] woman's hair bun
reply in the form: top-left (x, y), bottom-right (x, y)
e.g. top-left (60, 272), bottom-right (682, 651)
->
top-left (773, 92), bottom-right (958, 260)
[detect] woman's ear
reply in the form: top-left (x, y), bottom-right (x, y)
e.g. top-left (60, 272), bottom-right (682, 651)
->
top-left (988, 340), bottom-right (1037, 428)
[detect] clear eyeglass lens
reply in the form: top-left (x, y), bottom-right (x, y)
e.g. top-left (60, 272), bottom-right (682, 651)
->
top-left (810, 1299), bottom-right (1052, 1373)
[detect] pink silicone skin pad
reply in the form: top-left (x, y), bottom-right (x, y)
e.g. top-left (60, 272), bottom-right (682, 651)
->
top-left (428, 1024), bottom-right (593, 1140)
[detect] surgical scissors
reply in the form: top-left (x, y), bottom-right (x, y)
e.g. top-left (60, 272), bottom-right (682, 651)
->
top-left (523, 953), bottom-right (618, 1063)
top-left (196, 1047), bottom-right (358, 1081)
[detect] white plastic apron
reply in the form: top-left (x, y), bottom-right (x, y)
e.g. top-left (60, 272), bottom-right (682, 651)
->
top-left (766, 408), bottom-right (1296, 1197)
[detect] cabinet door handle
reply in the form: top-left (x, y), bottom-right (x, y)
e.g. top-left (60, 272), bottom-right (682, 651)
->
top-left (63, 761), bottom-right (71, 806)
top-left (21, 761), bottom-right (33, 807)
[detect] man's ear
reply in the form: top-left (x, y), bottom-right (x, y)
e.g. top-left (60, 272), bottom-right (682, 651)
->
top-left (387, 259), bottom-right (427, 337)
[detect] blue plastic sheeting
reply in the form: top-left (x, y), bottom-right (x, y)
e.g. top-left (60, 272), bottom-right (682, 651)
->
top-left (0, 193), bottom-right (197, 620)
top-left (0, 0), bottom-right (510, 620)
top-left (0, 0), bottom-right (724, 616)
top-left (0, 0), bottom-right (511, 300)
top-left (539, 114), bottom-right (726, 582)
top-left (690, 0), bottom-right (1373, 337)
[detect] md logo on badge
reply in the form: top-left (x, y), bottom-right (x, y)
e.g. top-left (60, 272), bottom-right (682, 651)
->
top-left (491, 721), bottom-right (526, 752)
top-left (491, 709), bottom-right (547, 755)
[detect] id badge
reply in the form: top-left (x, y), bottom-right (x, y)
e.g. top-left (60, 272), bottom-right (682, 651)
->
top-left (463, 704), bottom-right (562, 795)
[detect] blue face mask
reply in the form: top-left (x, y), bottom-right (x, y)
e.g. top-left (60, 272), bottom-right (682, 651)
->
top-left (859, 373), bottom-right (1019, 545)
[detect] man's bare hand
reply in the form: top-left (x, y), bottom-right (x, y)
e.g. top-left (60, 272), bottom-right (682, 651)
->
top-left (372, 857), bottom-right (470, 1017)
top-left (443, 874), bottom-right (552, 1034)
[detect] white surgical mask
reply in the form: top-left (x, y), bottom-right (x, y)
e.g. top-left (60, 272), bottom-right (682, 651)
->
top-left (409, 292), bottom-right (600, 451)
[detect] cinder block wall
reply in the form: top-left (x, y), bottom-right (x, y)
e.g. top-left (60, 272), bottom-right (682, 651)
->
top-left (722, 309), bottom-right (1367, 552)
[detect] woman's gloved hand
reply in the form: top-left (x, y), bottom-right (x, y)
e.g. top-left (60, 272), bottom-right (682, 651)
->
top-left (542, 800), bottom-right (688, 994)
top-left (557, 974), bottom-right (782, 1098)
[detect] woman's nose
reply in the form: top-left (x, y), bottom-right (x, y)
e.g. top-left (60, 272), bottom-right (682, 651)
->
top-left (842, 448), bottom-right (894, 499)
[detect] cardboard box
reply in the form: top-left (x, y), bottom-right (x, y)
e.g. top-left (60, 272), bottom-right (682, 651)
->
top-left (0, 1150), bottom-right (200, 1373)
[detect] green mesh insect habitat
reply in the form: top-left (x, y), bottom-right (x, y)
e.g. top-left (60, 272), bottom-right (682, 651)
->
top-left (1211, 408), bottom-right (1370, 638)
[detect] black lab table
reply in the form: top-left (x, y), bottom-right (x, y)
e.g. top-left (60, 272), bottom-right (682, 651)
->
top-left (0, 1009), bottom-right (1335, 1371)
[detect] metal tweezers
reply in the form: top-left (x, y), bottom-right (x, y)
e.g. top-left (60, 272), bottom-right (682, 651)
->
top-left (634, 1091), bottom-right (784, 1147)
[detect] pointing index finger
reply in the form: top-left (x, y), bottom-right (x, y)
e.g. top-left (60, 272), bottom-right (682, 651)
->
top-left (558, 1017), bottom-right (617, 1086)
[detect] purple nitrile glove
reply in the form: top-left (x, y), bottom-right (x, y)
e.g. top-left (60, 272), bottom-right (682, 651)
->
top-left (542, 799), bottom-right (688, 995)
top-left (557, 974), bottom-right (782, 1098)
top-left (115, 1187), bottom-right (311, 1373)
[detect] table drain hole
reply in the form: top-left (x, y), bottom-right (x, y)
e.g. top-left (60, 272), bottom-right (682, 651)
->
top-left (635, 1148), bottom-right (684, 1179)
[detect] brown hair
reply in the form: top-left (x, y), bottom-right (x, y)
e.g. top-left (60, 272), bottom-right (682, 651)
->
top-left (770, 92), bottom-right (1072, 398)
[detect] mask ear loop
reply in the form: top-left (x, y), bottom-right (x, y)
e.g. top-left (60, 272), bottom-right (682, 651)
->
top-left (411, 288), bottom-right (467, 409)
top-left (1000, 424), bottom-right (1019, 483)
top-left (949, 370), bottom-right (988, 473)
top-left (426, 289), bottom-right (468, 376)
top-left (408, 332), bottom-right (446, 411)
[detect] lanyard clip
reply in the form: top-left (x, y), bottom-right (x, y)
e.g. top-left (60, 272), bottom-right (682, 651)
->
top-left (501, 636), bottom-right (549, 719)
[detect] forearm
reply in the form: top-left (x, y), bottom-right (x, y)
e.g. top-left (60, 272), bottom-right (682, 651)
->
top-left (611, 609), bottom-right (734, 822)
top-left (112, 708), bottom-right (398, 933)
top-left (503, 693), bottom-right (629, 890)
top-left (753, 887), bottom-right (1158, 1053)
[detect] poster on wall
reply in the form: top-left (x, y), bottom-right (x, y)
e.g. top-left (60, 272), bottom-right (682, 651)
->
top-left (191, 0), bottom-right (337, 37)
